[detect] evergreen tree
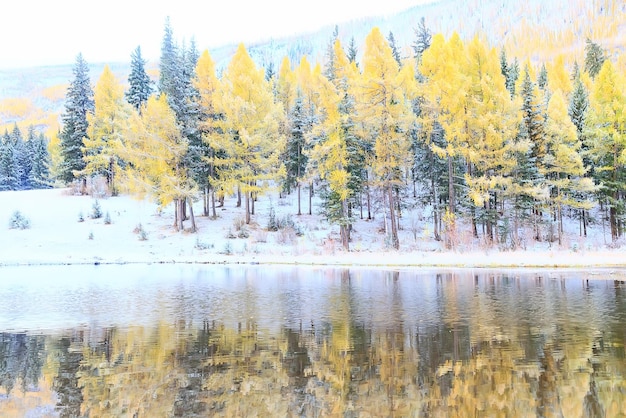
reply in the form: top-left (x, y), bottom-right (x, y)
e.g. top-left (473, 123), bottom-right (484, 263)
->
top-left (387, 31), bottom-right (402, 66)
top-left (347, 37), bottom-right (358, 65)
top-left (284, 94), bottom-right (309, 201)
top-left (264, 60), bottom-right (276, 81)
top-left (412, 17), bottom-right (432, 62)
top-left (499, 50), bottom-right (519, 98)
top-left (569, 77), bottom-right (588, 140)
top-left (520, 67), bottom-right (546, 166)
top-left (584, 38), bottom-right (606, 79)
top-left (158, 19), bottom-right (203, 226)
top-left (29, 131), bottom-right (51, 189)
top-left (324, 25), bottom-right (340, 81)
top-left (126, 46), bottom-right (153, 111)
top-left (158, 18), bottom-right (184, 115)
top-left (519, 67), bottom-right (547, 240)
top-left (11, 125), bottom-right (29, 190)
top-left (537, 63), bottom-right (548, 90)
top-left (0, 131), bottom-right (18, 191)
top-left (59, 53), bottom-right (94, 188)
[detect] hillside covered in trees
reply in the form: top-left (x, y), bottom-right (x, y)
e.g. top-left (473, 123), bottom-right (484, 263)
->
top-left (2, 0), bottom-right (626, 252)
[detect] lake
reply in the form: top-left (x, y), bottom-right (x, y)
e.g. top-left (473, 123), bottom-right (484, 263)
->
top-left (0, 265), bottom-right (624, 417)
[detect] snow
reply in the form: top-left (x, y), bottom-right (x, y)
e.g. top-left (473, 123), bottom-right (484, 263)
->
top-left (0, 188), bottom-right (625, 270)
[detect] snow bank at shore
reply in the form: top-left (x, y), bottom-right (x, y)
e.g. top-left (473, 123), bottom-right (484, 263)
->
top-left (0, 188), bottom-right (625, 269)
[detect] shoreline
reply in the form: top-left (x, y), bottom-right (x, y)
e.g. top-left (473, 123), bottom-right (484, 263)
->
top-left (1, 188), bottom-right (626, 273)
top-left (1, 250), bottom-right (626, 270)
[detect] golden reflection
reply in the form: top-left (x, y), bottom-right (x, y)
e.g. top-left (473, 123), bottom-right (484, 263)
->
top-left (0, 272), bottom-right (625, 417)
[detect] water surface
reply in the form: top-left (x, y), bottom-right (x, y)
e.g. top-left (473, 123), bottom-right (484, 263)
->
top-left (0, 265), bottom-right (624, 417)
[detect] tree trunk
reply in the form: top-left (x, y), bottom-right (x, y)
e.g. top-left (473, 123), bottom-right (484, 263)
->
top-left (203, 187), bottom-right (209, 217)
top-left (297, 184), bottom-right (302, 216)
top-left (245, 190), bottom-right (251, 224)
top-left (211, 189), bottom-right (216, 218)
top-left (308, 182), bottom-right (313, 216)
top-left (447, 156), bottom-right (455, 214)
top-left (558, 203), bottom-right (563, 246)
top-left (388, 185), bottom-right (399, 249)
top-left (188, 197), bottom-right (197, 233)
top-left (432, 170), bottom-right (440, 241)
top-left (340, 200), bottom-right (350, 251)
top-left (366, 173), bottom-right (372, 220)
top-left (237, 187), bottom-right (242, 208)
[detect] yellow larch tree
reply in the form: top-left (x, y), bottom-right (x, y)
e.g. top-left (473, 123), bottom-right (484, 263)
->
top-left (307, 39), bottom-right (359, 250)
top-left (420, 32), bottom-right (470, 218)
top-left (585, 60), bottom-right (626, 241)
top-left (213, 43), bottom-right (285, 224)
top-left (276, 56), bottom-right (297, 112)
top-left (82, 65), bottom-right (131, 195)
top-left (357, 27), bottom-right (414, 249)
top-left (462, 37), bottom-right (522, 243)
top-left (295, 56), bottom-right (322, 215)
top-left (193, 49), bottom-right (221, 218)
top-left (547, 55), bottom-right (573, 97)
top-left (116, 95), bottom-right (196, 231)
top-left (543, 89), bottom-right (595, 244)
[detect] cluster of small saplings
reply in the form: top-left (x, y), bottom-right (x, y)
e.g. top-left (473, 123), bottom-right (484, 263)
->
top-left (226, 216), bottom-right (249, 239)
top-left (8, 210), bottom-right (30, 230)
top-left (78, 200), bottom-right (111, 225)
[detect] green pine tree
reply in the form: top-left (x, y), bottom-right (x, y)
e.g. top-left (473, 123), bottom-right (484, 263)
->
top-left (59, 53), bottom-right (94, 188)
top-left (126, 46), bottom-right (153, 111)
top-left (584, 38), bottom-right (606, 79)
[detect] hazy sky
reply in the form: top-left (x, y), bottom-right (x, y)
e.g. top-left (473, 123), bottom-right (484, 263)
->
top-left (2, 0), bottom-right (434, 69)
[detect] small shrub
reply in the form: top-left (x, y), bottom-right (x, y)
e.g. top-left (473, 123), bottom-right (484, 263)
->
top-left (78, 211), bottom-right (85, 223)
top-left (267, 206), bottom-right (278, 231)
top-left (233, 216), bottom-right (246, 231)
top-left (195, 237), bottom-right (214, 250)
top-left (134, 223), bottom-right (148, 241)
top-left (88, 231), bottom-right (94, 240)
top-left (221, 242), bottom-right (233, 255)
top-left (225, 228), bottom-right (237, 239)
top-left (237, 226), bottom-right (250, 239)
top-left (8, 211), bottom-right (30, 230)
top-left (104, 211), bottom-right (111, 225)
top-left (90, 200), bottom-right (103, 219)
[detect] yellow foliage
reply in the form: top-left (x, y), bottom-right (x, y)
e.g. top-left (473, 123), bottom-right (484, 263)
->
top-left (0, 97), bottom-right (33, 119)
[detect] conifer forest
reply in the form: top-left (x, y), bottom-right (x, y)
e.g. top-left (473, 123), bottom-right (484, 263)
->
top-left (5, 7), bottom-right (626, 252)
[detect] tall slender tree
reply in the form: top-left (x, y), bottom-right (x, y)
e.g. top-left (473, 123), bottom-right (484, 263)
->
top-left (357, 27), bottom-right (414, 249)
top-left (82, 65), bottom-right (130, 194)
top-left (59, 53), bottom-right (94, 189)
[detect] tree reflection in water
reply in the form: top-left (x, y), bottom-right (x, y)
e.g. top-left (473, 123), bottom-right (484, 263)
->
top-left (0, 268), bottom-right (624, 417)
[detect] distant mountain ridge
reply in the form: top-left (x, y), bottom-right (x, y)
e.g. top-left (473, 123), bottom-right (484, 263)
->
top-left (1, 0), bottom-right (624, 134)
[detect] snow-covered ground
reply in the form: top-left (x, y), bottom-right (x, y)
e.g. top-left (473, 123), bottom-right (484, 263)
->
top-left (0, 188), bottom-right (625, 269)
